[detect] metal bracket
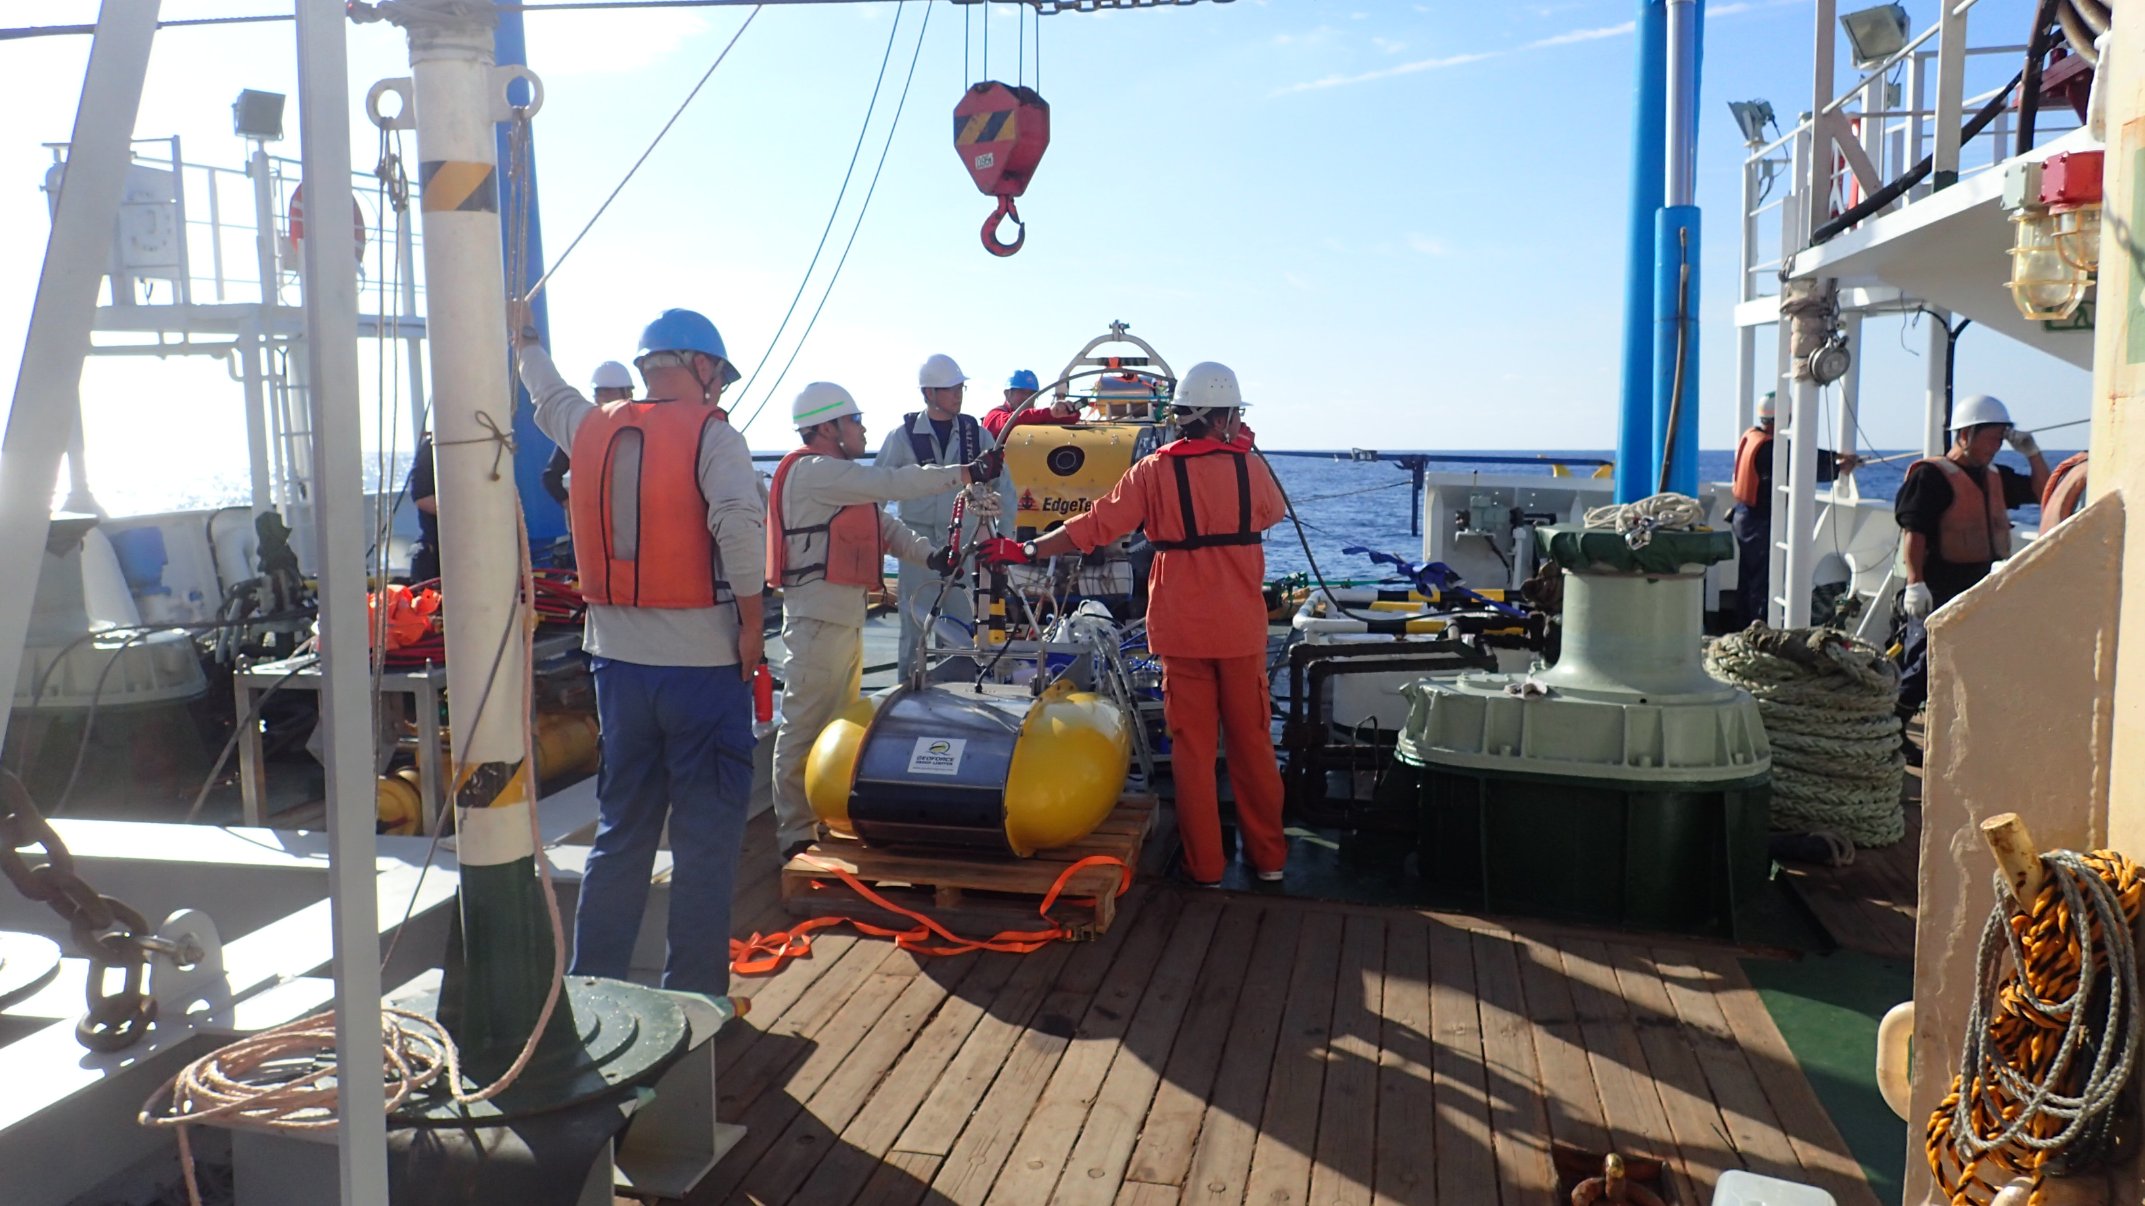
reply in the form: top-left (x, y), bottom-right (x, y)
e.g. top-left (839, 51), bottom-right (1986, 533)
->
top-left (492, 65), bottom-right (544, 122)
top-left (366, 78), bottom-right (416, 131)
top-left (147, 907), bottom-right (226, 1025)
top-left (612, 992), bottom-right (747, 1199)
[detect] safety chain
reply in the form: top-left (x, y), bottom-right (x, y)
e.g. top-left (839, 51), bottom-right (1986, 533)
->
top-left (0, 771), bottom-right (159, 1051)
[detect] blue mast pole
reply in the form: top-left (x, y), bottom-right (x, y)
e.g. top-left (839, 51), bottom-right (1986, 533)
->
top-left (494, 2), bottom-right (565, 549)
top-left (1653, 0), bottom-right (1704, 499)
top-left (1615, 0), bottom-right (1669, 503)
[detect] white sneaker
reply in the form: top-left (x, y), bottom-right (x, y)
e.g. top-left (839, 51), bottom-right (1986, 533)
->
top-left (1254, 868), bottom-right (1284, 882)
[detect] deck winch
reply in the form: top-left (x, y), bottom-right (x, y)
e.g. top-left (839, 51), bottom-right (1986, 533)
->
top-left (1391, 521), bottom-right (1772, 936)
top-left (953, 81), bottom-right (1050, 256)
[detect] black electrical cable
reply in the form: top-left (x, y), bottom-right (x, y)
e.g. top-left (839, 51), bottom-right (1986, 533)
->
top-left (2016, 0), bottom-right (2064, 156)
top-left (1811, 68), bottom-right (2026, 244)
top-left (1251, 445), bottom-right (1427, 627)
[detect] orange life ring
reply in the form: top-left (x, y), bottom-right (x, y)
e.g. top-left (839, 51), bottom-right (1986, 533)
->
top-left (2041, 451), bottom-right (2089, 527)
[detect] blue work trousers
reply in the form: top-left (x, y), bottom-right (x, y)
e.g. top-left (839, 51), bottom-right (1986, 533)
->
top-left (572, 656), bottom-right (753, 993)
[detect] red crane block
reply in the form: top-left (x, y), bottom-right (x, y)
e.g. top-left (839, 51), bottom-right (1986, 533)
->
top-left (953, 81), bottom-right (1050, 256)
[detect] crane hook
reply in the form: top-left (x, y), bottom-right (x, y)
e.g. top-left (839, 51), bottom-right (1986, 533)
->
top-left (981, 196), bottom-right (1025, 257)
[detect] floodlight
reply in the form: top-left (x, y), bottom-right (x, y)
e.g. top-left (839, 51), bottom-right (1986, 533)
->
top-left (1839, 3), bottom-right (1910, 70)
top-left (232, 89), bottom-right (285, 142)
top-left (1727, 100), bottom-right (1776, 146)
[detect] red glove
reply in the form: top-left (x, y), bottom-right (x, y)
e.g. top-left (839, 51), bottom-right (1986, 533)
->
top-left (976, 536), bottom-right (1029, 566)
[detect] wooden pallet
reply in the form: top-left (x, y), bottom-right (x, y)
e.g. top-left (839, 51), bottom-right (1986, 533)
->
top-left (779, 792), bottom-right (1157, 939)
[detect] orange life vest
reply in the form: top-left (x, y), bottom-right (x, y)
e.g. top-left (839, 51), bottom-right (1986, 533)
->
top-left (1912, 454), bottom-right (2011, 564)
top-left (1731, 426), bottom-right (1771, 508)
top-left (1145, 434), bottom-right (1265, 551)
top-left (568, 398), bottom-right (731, 608)
top-left (766, 449), bottom-right (885, 590)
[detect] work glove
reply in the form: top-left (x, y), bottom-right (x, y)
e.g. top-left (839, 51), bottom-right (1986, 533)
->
top-left (965, 447), bottom-right (1005, 483)
top-left (926, 545), bottom-right (959, 575)
top-left (2005, 426), bottom-right (2041, 458)
top-left (1901, 581), bottom-right (1933, 619)
top-left (976, 536), bottom-right (1030, 567)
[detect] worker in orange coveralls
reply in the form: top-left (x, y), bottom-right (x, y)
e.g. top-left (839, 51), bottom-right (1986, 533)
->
top-left (979, 361), bottom-right (1288, 887)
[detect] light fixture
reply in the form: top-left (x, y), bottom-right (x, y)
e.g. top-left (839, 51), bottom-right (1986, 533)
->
top-left (1839, 3), bottom-right (1911, 70)
top-left (232, 89), bottom-right (285, 142)
top-left (2009, 211), bottom-right (2087, 321)
top-left (1727, 99), bottom-right (1776, 146)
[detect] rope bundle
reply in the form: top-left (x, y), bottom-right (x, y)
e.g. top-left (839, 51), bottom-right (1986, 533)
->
top-left (1928, 850), bottom-right (2144, 1205)
top-left (1705, 625), bottom-right (1906, 847)
top-left (1582, 492), bottom-right (1707, 549)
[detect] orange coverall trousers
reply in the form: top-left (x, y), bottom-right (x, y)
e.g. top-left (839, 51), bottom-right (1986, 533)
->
top-left (1161, 653), bottom-right (1288, 884)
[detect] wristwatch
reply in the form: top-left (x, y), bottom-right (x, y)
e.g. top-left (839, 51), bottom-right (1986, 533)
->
top-left (1021, 540), bottom-right (1039, 561)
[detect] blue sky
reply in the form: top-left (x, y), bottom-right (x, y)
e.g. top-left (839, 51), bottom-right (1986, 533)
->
top-left (0, 0), bottom-right (2087, 502)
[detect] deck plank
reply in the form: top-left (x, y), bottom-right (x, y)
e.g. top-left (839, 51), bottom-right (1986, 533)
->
top-left (1114, 1183), bottom-right (1182, 1206)
top-left (1513, 931), bottom-right (1611, 1159)
top-left (1182, 907), bottom-right (1305, 1204)
top-left (1696, 948), bottom-right (1885, 1206)
top-left (1124, 904), bottom-right (1266, 1188)
top-left (1050, 898), bottom-right (1228, 1206)
top-left (727, 954), bottom-right (982, 1205)
top-left (889, 941), bottom-right (1079, 1158)
top-left (1371, 918), bottom-right (1436, 1206)
top-left (1243, 910), bottom-right (1346, 1206)
top-left (1470, 929), bottom-right (1559, 1204)
top-left (1428, 920), bottom-right (1498, 1206)
top-left (1608, 943), bottom-right (1740, 1204)
top-left (787, 950), bottom-right (1029, 1206)
top-left (1561, 939), bottom-right (1697, 1206)
top-left (852, 1149), bottom-right (943, 1206)
top-left (1306, 914), bottom-right (1384, 1206)
top-left (1653, 946), bottom-right (1809, 1186)
top-left (984, 893), bottom-right (1189, 1205)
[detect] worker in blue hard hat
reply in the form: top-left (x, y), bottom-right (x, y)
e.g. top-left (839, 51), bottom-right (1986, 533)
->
top-left (982, 368), bottom-right (1078, 439)
top-left (877, 353), bottom-right (1019, 677)
top-left (515, 303), bottom-right (763, 993)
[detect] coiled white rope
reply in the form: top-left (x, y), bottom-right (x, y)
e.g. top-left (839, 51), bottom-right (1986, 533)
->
top-left (1582, 492), bottom-right (1707, 549)
top-left (1706, 625), bottom-right (1906, 847)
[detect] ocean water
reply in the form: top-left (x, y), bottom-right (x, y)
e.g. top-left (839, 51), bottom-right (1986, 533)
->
top-left (88, 444), bottom-right (2072, 584)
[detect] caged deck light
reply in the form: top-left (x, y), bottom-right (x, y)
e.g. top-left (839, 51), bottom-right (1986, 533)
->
top-left (232, 89), bottom-right (285, 142)
top-left (1728, 100), bottom-right (1776, 146)
top-left (1839, 3), bottom-right (1911, 70)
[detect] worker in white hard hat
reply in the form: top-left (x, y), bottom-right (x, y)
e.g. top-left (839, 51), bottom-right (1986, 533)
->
top-left (874, 353), bottom-right (1018, 676)
top-left (981, 361), bottom-right (1289, 887)
top-left (1726, 390), bottom-right (1858, 625)
top-left (765, 382), bottom-right (1002, 859)
top-left (542, 360), bottom-right (636, 508)
top-left (1893, 393), bottom-right (2050, 746)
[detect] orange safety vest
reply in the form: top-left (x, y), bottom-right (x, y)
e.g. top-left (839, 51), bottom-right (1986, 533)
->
top-left (1145, 440), bottom-right (1264, 551)
top-left (1912, 454), bottom-right (2011, 564)
top-left (766, 449), bottom-right (885, 589)
top-left (568, 398), bottom-right (731, 608)
top-left (1731, 426), bottom-right (1771, 508)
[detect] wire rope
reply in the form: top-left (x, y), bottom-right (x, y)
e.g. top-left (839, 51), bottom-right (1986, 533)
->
top-left (727, 1), bottom-right (910, 425)
top-left (735, 0), bottom-right (936, 435)
top-left (521, 6), bottom-right (761, 304)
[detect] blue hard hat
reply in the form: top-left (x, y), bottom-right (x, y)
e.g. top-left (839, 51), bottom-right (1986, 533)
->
top-left (638, 309), bottom-right (741, 386)
top-left (1007, 369), bottom-right (1039, 391)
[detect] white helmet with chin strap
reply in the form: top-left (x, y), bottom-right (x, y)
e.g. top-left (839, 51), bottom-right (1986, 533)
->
top-left (1951, 393), bottom-right (2013, 431)
top-left (918, 353), bottom-right (967, 390)
top-left (1171, 361), bottom-right (1249, 434)
top-left (793, 381), bottom-right (863, 431)
top-left (1755, 391), bottom-right (1776, 421)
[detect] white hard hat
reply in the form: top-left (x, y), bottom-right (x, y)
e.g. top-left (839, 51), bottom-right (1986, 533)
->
top-left (793, 381), bottom-right (863, 429)
top-left (1951, 393), bottom-right (2013, 431)
top-left (1755, 391), bottom-right (1776, 420)
top-left (918, 353), bottom-right (967, 389)
top-left (1174, 361), bottom-right (1248, 412)
top-left (591, 360), bottom-right (633, 390)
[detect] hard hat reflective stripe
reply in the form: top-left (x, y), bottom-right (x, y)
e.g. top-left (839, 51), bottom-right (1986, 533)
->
top-left (796, 399), bottom-right (853, 419)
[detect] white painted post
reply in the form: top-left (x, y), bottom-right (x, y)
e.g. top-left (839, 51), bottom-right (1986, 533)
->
top-left (1782, 377), bottom-right (1821, 627)
top-left (241, 326), bottom-right (275, 515)
top-left (1923, 308), bottom-right (1950, 457)
top-left (292, 1), bottom-right (390, 1201)
top-left (1906, 52), bottom-right (1927, 201)
top-left (1810, 0), bottom-right (1838, 239)
top-left (1933, 0), bottom-right (1968, 188)
top-left (0, 1), bottom-right (160, 747)
top-left (1736, 153), bottom-right (1758, 434)
top-left (1835, 311), bottom-right (1862, 502)
top-left (396, 209), bottom-right (427, 445)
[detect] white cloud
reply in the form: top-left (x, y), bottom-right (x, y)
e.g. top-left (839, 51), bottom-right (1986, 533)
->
top-left (1372, 36), bottom-right (1408, 55)
top-left (1273, 25), bottom-right (1341, 47)
top-left (1406, 233), bottom-right (1446, 256)
top-left (1272, 51), bottom-right (1500, 96)
top-left (1525, 21), bottom-right (1637, 49)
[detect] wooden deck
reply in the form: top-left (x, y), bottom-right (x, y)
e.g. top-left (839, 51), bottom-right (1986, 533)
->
top-left (1776, 765), bottom-right (1924, 961)
top-left (660, 813), bottom-right (1885, 1206)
